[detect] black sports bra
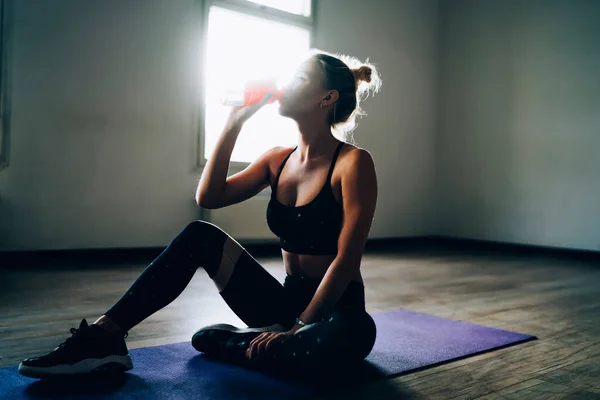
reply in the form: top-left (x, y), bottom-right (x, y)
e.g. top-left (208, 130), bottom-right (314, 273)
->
top-left (266, 142), bottom-right (345, 255)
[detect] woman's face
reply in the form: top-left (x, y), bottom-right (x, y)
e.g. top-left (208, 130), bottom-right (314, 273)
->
top-left (277, 60), bottom-right (327, 120)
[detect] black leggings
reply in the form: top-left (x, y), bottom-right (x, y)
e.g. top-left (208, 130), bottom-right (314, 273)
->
top-left (104, 220), bottom-right (376, 370)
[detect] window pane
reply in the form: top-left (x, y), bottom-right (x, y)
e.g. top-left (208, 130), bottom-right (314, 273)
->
top-left (246, 0), bottom-right (311, 16)
top-left (204, 7), bottom-right (310, 163)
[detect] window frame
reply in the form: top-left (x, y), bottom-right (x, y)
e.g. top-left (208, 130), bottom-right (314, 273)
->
top-left (196, 0), bottom-right (316, 172)
top-left (0, 0), bottom-right (12, 172)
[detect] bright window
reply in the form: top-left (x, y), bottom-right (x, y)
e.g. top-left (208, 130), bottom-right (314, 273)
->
top-left (246, 0), bottom-right (311, 16)
top-left (202, 2), bottom-right (311, 164)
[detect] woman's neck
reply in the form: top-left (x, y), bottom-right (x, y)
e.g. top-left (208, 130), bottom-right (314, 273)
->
top-left (295, 119), bottom-right (339, 161)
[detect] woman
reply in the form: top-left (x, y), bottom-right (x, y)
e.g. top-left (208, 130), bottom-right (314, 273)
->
top-left (18, 51), bottom-right (382, 379)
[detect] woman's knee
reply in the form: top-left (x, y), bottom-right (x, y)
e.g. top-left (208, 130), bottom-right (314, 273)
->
top-left (181, 220), bottom-right (224, 239)
top-left (278, 308), bottom-right (376, 367)
top-left (175, 220), bottom-right (229, 250)
top-left (325, 308), bottom-right (376, 359)
top-left (351, 311), bottom-right (377, 360)
top-left (167, 220), bottom-right (228, 275)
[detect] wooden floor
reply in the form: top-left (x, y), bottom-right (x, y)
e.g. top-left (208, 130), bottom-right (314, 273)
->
top-left (1, 242), bottom-right (599, 399)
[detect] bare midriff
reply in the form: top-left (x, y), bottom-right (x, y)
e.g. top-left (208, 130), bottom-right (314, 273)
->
top-left (283, 250), bottom-right (363, 284)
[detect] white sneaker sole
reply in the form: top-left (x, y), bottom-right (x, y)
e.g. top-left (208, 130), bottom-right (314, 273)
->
top-left (18, 354), bottom-right (133, 379)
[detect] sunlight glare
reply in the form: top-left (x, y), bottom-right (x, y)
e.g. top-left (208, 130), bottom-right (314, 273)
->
top-left (204, 7), bottom-right (311, 163)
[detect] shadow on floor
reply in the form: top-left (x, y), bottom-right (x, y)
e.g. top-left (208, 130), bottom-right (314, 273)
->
top-left (22, 372), bottom-right (148, 398)
top-left (19, 361), bottom-right (419, 400)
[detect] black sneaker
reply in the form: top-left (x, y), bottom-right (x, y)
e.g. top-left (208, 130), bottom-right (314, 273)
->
top-left (192, 323), bottom-right (287, 362)
top-left (18, 319), bottom-right (133, 379)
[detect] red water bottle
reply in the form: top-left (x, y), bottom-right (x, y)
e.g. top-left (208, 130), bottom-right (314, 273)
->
top-left (221, 80), bottom-right (284, 107)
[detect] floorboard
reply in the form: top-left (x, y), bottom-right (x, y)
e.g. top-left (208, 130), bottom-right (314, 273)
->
top-left (1, 242), bottom-right (599, 399)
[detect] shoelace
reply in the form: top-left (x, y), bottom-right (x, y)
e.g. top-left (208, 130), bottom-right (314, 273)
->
top-left (58, 325), bottom-right (128, 349)
top-left (57, 326), bottom-right (86, 349)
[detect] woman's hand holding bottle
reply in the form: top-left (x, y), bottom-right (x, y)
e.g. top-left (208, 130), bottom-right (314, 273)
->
top-left (222, 80), bottom-right (284, 130)
top-left (224, 92), bottom-right (274, 131)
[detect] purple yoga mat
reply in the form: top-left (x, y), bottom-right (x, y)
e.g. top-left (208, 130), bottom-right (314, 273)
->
top-left (0, 309), bottom-right (536, 400)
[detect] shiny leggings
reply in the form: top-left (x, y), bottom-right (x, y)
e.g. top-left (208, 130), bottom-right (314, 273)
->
top-left (104, 220), bottom-right (376, 371)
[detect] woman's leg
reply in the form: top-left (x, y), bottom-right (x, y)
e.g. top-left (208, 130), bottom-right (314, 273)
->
top-left (204, 306), bottom-right (377, 373)
top-left (271, 306), bottom-right (377, 371)
top-left (18, 220), bottom-right (289, 378)
top-left (190, 237), bottom-right (308, 360)
top-left (101, 220), bottom-right (288, 333)
top-left (198, 277), bottom-right (377, 372)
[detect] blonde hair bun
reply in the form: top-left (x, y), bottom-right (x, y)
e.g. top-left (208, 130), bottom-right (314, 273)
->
top-left (352, 66), bottom-right (372, 84)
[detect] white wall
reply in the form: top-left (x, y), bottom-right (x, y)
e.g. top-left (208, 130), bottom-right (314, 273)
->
top-left (437, 0), bottom-right (600, 251)
top-left (0, 0), bottom-right (206, 251)
top-left (8, 0), bottom-right (595, 254)
top-left (0, 0), bottom-right (439, 251)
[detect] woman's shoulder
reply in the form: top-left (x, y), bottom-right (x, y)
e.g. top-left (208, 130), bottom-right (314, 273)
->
top-left (267, 145), bottom-right (296, 165)
top-left (338, 143), bottom-right (375, 174)
top-left (261, 146), bottom-right (297, 182)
